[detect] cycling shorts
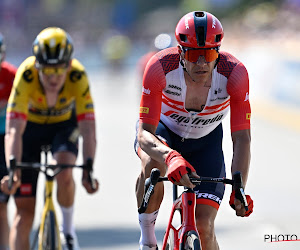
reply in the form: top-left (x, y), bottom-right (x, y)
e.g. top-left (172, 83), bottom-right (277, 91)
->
top-left (14, 118), bottom-right (79, 198)
top-left (0, 134), bottom-right (9, 203)
top-left (134, 121), bottom-right (226, 210)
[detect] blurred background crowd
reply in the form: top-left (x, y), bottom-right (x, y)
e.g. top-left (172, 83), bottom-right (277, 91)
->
top-left (1, 0), bottom-right (300, 119)
top-left (0, 0), bottom-right (299, 64)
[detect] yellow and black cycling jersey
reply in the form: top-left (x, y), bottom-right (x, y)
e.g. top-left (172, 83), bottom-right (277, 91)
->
top-left (7, 56), bottom-right (95, 124)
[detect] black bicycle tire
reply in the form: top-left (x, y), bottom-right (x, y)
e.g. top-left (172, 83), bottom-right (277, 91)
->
top-left (164, 227), bottom-right (175, 250)
top-left (180, 230), bottom-right (201, 250)
top-left (41, 211), bottom-right (57, 250)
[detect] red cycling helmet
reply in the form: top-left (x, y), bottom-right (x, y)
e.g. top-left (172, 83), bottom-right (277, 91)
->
top-left (175, 11), bottom-right (224, 49)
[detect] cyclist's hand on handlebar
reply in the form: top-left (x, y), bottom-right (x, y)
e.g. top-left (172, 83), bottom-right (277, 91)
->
top-left (229, 191), bottom-right (253, 217)
top-left (165, 150), bottom-right (199, 189)
top-left (82, 169), bottom-right (99, 194)
top-left (0, 171), bottom-right (21, 195)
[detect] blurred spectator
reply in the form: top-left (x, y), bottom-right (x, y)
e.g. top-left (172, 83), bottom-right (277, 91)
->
top-left (100, 31), bottom-right (132, 70)
top-left (137, 33), bottom-right (173, 79)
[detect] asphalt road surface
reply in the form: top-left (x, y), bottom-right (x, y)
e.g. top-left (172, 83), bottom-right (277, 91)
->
top-left (7, 65), bottom-right (300, 250)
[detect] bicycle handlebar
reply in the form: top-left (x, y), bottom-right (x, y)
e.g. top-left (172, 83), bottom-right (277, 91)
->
top-left (7, 156), bottom-right (97, 191)
top-left (138, 168), bottom-right (249, 214)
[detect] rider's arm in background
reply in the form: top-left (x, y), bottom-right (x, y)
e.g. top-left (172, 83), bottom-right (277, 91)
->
top-left (78, 119), bottom-right (99, 193)
top-left (78, 119), bottom-right (96, 164)
top-left (1, 117), bottom-right (26, 194)
top-left (73, 64), bottom-right (99, 193)
top-left (1, 63), bottom-right (29, 194)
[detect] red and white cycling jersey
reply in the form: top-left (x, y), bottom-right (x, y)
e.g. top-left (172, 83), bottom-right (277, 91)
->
top-left (139, 47), bottom-right (251, 139)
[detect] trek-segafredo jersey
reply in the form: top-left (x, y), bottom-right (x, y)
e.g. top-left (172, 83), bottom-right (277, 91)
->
top-left (139, 47), bottom-right (251, 139)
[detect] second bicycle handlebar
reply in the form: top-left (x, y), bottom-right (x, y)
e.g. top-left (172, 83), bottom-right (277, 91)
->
top-left (8, 156), bottom-right (97, 191)
top-left (138, 168), bottom-right (249, 214)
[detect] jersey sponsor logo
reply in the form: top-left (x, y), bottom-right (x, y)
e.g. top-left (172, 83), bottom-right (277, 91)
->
top-left (85, 103), bottom-right (94, 109)
top-left (23, 69), bottom-right (33, 82)
top-left (165, 89), bottom-right (181, 96)
top-left (29, 102), bottom-right (74, 116)
top-left (142, 87), bottom-right (151, 95)
top-left (168, 84), bottom-right (182, 91)
top-left (164, 110), bottom-right (223, 126)
top-left (20, 184), bottom-right (32, 195)
top-left (140, 107), bottom-right (149, 114)
top-left (210, 96), bottom-right (228, 101)
top-left (246, 113), bottom-right (251, 120)
top-left (166, 84), bottom-right (182, 96)
top-left (70, 70), bottom-right (84, 82)
top-left (244, 92), bottom-right (249, 102)
top-left (195, 191), bottom-right (222, 204)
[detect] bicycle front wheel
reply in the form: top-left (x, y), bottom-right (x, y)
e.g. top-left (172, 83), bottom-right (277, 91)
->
top-left (180, 230), bottom-right (201, 250)
top-left (41, 211), bottom-right (59, 250)
top-left (164, 228), bottom-right (175, 250)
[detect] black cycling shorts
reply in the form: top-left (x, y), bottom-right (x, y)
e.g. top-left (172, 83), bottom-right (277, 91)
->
top-left (134, 121), bottom-right (226, 210)
top-left (14, 118), bottom-right (79, 198)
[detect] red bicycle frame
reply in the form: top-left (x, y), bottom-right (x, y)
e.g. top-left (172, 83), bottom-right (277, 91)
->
top-left (138, 168), bottom-right (248, 250)
top-left (162, 188), bottom-right (198, 249)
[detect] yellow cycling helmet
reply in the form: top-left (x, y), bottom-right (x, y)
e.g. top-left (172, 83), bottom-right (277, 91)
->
top-left (32, 27), bottom-right (73, 66)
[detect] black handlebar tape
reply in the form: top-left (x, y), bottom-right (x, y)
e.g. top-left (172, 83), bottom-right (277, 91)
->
top-left (150, 168), bottom-right (160, 185)
top-left (233, 171), bottom-right (249, 211)
top-left (86, 158), bottom-right (97, 190)
top-left (138, 168), bottom-right (161, 214)
top-left (8, 156), bottom-right (16, 190)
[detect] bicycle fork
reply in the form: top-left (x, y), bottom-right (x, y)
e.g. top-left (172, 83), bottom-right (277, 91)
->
top-left (162, 189), bottom-right (199, 249)
top-left (38, 177), bottom-right (62, 250)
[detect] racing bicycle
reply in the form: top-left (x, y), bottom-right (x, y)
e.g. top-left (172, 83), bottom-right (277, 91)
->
top-left (138, 168), bottom-right (248, 250)
top-left (8, 145), bottom-right (97, 250)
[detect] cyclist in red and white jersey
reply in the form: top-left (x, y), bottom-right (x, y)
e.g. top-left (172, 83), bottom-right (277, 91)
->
top-left (135, 11), bottom-right (253, 250)
top-left (0, 33), bottom-right (17, 250)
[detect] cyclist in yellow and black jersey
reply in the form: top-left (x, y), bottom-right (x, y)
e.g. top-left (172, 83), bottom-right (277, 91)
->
top-left (1, 27), bottom-right (99, 250)
top-left (7, 56), bottom-right (94, 124)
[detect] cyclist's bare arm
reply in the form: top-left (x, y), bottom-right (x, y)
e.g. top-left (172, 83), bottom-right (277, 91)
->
top-left (5, 118), bottom-right (26, 163)
top-left (78, 119), bottom-right (99, 193)
top-left (138, 122), bottom-right (196, 188)
top-left (78, 119), bottom-right (97, 161)
top-left (231, 128), bottom-right (251, 216)
top-left (1, 118), bottom-right (26, 194)
top-left (137, 122), bottom-right (171, 163)
top-left (231, 129), bottom-right (251, 185)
